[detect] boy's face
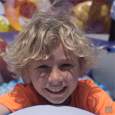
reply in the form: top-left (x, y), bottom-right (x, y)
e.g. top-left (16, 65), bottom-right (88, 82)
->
top-left (27, 44), bottom-right (83, 105)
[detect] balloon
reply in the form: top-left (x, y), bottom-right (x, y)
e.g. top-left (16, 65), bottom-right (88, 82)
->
top-left (5, 0), bottom-right (51, 31)
top-left (71, 0), bottom-right (112, 33)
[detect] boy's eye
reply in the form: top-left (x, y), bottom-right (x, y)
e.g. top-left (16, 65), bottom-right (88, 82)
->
top-left (60, 63), bottom-right (75, 71)
top-left (38, 65), bottom-right (49, 69)
top-left (60, 64), bottom-right (73, 69)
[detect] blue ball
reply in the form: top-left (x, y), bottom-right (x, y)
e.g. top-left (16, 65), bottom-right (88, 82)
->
top-left (94, 82), bottom-right (99, 86)
top-left (17, 77), bottom-right (24, 83)
top-left (1, 82), bottom-right (8, 87)
top-left (9, 80), bottom-right (16, 85)
top-left (99, 84), bottom-right (106, 90)
top-left (8, 80), bottom-right (16, 88)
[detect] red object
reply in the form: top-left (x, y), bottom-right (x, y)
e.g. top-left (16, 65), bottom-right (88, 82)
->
top-left (20, 1), bottom-right (38, 18)
top-left (0, 37), bottom-right (7, 54)
top-left (0, 37), bottom-right (16, 83)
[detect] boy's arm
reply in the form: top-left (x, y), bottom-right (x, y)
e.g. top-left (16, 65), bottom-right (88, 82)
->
top-left (0, 104), bottom-right (11, 115)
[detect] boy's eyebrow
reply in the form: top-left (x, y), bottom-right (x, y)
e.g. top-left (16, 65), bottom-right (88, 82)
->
top-left (58, 59), bottom-right (76, 64)
top-left (59, 58), bottom-right (74, 62)
top-left (38, 58), bottom-right (75, 63)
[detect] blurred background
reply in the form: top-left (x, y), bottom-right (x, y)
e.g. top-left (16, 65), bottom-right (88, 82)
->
top-left (0, 0), bottom-right (115, 100)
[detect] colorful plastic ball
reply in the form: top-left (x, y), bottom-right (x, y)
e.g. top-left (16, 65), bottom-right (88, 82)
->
top-left (8, 80), bottom-right (16, 85)
top-left (17, 77), bottom-right (24, 83)
top-left (99, 84), bottom-right (106, 90)
top-left (7, 80), bottom-right (16, 90)
top-left (0, 15), bottom-right (14, 32)
top-left (1, 82), bottom-right (8, 87)
top-left (94, 82), bottom-right (99, 86)
top-left (9, 80), bottom-right (16, 84)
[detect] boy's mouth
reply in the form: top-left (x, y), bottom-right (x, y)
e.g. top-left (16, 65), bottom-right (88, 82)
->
top-left (45, 86), bottom-right (67, 95)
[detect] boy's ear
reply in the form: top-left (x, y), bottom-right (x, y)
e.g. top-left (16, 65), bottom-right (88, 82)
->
top-left (21, 69), bottom-right (31, 84)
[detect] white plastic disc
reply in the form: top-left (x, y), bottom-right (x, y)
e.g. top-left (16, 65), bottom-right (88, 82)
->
top-left (10, 105), bottom-right (95, 115)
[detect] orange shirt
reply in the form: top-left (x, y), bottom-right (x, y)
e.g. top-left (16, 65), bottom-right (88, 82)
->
top-left (0, 79), bottom-right (115, 115)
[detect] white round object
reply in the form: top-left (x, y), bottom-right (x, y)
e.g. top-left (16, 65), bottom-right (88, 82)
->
top-left (10, 105), bottom-right (95, 115)
top-left (0, 1), bottom-right (5, 15)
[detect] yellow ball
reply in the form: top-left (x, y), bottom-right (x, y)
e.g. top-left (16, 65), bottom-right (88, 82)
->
top-left (0, 15), bottom-right (14, 32)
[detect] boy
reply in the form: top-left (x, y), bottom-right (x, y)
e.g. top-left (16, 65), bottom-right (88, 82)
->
top-left (0, 12), bottom-right (115, 115)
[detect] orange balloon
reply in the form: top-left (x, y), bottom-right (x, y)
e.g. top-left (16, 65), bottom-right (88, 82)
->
top-left (5, 0), bottom-right (51, 31)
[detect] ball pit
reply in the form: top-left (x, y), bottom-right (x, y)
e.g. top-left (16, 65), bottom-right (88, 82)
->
top-left (0, 77), bottom-right (23, 96)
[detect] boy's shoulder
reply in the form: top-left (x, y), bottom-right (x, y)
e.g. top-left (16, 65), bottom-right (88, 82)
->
top-left (77, 79), bottom-right (106, 98)
top-left (0, 83), bottom-right (45, 112)
top-left (6, 83), bottom-right (38, 97)
top-left (77, 79), bottom-right (97, 90)
top-left (12, 83), bottom-right (36, 93)
top-left (78, 79), bottom-right (94, 85)
top-left (75, 79), bottom-right (115, 114)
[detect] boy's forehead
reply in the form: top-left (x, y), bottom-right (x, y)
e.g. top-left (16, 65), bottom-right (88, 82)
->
top-left (51, 43), bottom-right (75, 59)
top-left (30, 44), bottom-right (78, 64)
top-left (41, 44), bottom-right (77, 62)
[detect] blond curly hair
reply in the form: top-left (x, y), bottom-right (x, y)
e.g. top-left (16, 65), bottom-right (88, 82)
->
top-left (4, 12), bottom-right (98, 78)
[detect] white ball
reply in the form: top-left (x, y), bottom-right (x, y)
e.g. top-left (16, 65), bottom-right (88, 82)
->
top-left (9, 105), bottom-right (95, 115)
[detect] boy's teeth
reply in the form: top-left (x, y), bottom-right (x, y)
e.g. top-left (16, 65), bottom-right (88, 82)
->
top-left (48, 87), bottom-right (64, 92)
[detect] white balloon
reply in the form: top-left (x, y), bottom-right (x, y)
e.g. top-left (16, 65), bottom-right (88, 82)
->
top-left (10, 105), bottom-right (95, 115)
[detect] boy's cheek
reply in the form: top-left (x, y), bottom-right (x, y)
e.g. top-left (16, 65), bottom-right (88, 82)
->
top-left (66, 73), bottom-right (78, 81)
top-left (66, 69), bottom-right (79, 80)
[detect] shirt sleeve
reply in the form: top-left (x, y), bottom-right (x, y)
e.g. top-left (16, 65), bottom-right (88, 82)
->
top-left (0, 83), bottom-right (39, 112)
top-left (87, 85), bottom-right (115, 115)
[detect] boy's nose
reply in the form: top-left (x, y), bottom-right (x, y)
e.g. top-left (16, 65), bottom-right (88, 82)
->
top-left (48, 67), bottom-right (63, 83)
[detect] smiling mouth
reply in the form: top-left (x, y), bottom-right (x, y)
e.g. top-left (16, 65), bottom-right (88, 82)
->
top-left (45, 86), bottom-right (67, 95)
